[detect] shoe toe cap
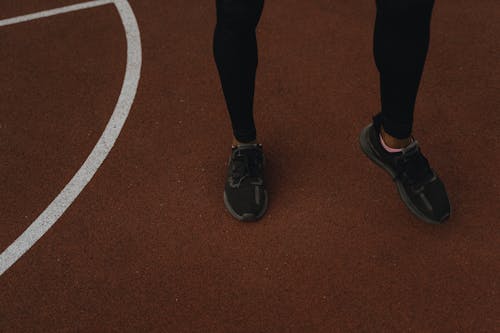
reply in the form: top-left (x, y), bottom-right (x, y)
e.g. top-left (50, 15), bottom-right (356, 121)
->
top-left (416, 180), bottom-right (451, 223)
top-left (224, 186), bottom-right (268, 222)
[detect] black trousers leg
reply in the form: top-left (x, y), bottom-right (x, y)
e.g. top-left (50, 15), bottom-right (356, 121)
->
top-left (213, 0), bottom-right (265, 143)
top-left (374, 0), bottom-right (435, 139)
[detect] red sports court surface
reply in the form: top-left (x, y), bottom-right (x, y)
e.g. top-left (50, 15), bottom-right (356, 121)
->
top-left (1, 0), bottom-right (499, 331)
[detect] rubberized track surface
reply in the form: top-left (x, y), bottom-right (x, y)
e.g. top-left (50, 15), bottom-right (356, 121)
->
top-left (1, 1), bottom-right (499, 331)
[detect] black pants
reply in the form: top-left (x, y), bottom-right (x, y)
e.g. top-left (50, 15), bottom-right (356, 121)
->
top-left (213, 0), bottom-right (435, 142)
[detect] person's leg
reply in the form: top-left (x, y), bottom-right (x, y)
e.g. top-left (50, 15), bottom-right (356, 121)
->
top-left (214, 0), bottom-right (268, 222)
top-left (360, 0), bottom-right (450, 224)
top-left (373, 0), bottom-right (435, 147)
top-left (213, 0), bottom-right (265, 146)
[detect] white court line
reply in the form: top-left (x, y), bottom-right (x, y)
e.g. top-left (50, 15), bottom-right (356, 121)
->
top-left (0, 0), bottom-right (113, 27)
top-left (0, 0), bottom-right (142, 276)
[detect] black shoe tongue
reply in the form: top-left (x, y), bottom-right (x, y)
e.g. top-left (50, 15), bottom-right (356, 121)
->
top-left (236, 145), bottom-right (261, 157)
top-left (404, 153), bottom-right (434, 183)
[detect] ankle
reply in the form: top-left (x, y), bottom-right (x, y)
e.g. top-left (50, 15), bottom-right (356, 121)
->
top-left (232, 138), bottom-right (258, 146)
top-left (380, 126), bottom-right (412, 149)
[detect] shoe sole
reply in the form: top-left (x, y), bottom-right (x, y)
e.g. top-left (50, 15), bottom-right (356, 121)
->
top-left (359, 124), bottom-right (450, 224)
top-left (223, 152), bottom-right (269, 222)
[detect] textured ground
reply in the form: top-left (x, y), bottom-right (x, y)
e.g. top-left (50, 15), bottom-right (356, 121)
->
top-left (1, 1), bottom-right (499, 331)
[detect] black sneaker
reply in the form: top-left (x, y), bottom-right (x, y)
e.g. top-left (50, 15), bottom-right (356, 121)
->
top-left (223, 143), bottom-right (268, 222)
top-left (359, 113), bottom-right (451, 224)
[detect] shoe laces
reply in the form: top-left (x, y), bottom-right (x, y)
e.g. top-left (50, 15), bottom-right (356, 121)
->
top-left (230, 145), bottom-right (264, 188)
top-left (395, 140), bottom-right (435, 188)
